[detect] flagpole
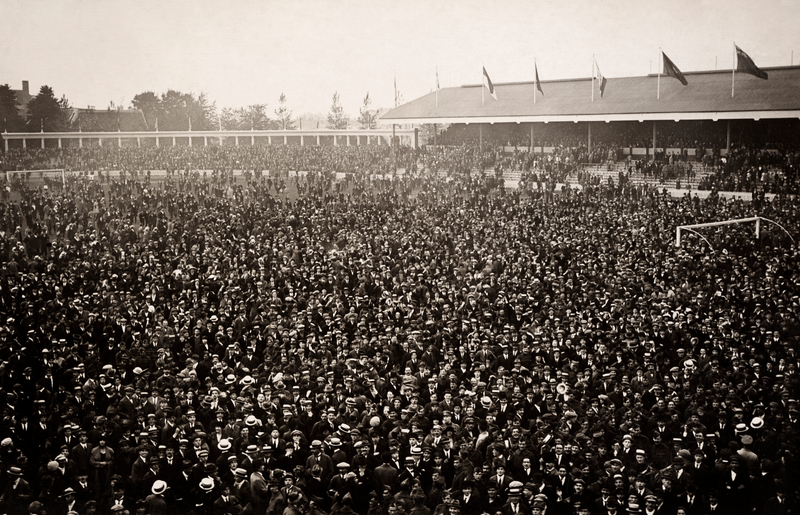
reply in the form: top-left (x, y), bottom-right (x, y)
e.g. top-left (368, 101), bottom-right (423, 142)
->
top-left (657, 49), bottom-right (661, 100)
top-left (482, 63), bottom-right (485, 106)
top-left (732, 43), bottom-right (736, 98)
top-left (592, 54), bottom-right (595, 103)
top-left (534, 59), bottom-right (537, 105)
top-left (436, 66), bottom-right (439, 108)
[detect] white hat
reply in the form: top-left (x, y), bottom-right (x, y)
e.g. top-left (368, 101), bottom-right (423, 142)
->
top-left (151, 480), bottom-right (168, 495)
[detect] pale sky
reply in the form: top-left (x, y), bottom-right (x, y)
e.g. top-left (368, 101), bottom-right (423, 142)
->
top-left (1, 0), bottom-right (798, 119)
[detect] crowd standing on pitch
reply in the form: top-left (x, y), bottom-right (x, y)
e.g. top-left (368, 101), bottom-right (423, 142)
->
top-left (0, 142), bottom-right (796, 515)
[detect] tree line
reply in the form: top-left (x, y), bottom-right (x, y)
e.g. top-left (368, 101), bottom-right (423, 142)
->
top-left (1, 84), bottom-right (379, 133)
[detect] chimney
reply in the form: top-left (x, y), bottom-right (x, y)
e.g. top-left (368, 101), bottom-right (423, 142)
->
top-left (22, 81), bottom-right (28, 95)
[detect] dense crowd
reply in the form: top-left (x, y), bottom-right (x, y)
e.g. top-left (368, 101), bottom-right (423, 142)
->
top-left (0, 145), bottom-right (418, 178)
top-left (0, 141), bottom-right (796, 515)
top-left (432, 121), bottom-right (800, 194)
top-left (4, 134), bottom-right (800, 194)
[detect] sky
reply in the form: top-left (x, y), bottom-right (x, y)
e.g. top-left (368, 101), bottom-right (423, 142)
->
top-left (1, 0), bottom-right (798, 120)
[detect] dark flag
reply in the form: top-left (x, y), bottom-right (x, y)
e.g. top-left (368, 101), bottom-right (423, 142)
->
top-left (483, 67), bottom-right (497, 100)
top-left (662, 51), bottom-right (688, 86)
top-left (535, 63), bottom-right (544, 96)
top-left (596, 62), bottom-right (607, 97)
top-left (736, 45), bottom-right (768, 79)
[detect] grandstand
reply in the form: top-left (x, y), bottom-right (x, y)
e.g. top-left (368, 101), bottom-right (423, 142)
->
top-left (378, 66), bottom-right (800, 192)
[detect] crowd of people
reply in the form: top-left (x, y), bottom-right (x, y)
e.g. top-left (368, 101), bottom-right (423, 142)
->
top-left (0, 145), bottom-right (419, 178)
top-left (3, 132), bottom-right (800, 194)
top-left (0, 140), bottom-right (796, 515)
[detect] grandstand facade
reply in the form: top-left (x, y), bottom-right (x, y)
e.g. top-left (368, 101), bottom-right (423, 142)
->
top-left (0, 128), bottom-right (418, 152)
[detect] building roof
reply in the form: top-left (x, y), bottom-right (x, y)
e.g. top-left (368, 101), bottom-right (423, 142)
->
top-left (379, 66), bottom-right (800, 125)
top-left (11, 81), bottom-right (32, 117)
top-left (68, 108), bottom-right (149, 132)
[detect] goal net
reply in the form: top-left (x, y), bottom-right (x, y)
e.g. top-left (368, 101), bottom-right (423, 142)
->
top-left (676, 216), bottom-right (795, 252)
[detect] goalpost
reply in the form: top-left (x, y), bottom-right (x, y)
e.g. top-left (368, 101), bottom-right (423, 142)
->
top-left (6, 169), bottom-right (66, 187)
top-left (676, 216), bottom-right (795, 250)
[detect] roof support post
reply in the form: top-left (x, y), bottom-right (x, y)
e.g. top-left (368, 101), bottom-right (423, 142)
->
top-left (587, 122), bottom-right (592, 158)
top-left (726, 120), bottom-right (731, 154)
top-left (530, 123), bottom-right (533, 152)
top-left (652, 121), bottom-right (657, 161)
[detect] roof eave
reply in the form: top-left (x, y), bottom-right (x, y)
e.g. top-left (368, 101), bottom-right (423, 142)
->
top-left (378, 109), bottom-right (800, 125)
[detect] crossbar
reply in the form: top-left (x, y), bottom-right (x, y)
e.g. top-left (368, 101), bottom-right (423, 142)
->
top-left (676, 216), bottom-right (794, 247)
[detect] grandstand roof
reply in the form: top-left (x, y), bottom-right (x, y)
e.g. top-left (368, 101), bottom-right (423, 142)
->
top-left (379, 66), bottom-right (800, 125)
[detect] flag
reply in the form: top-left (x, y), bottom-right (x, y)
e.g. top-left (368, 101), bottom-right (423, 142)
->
top-left (483, 66), bottom-right (497, 100)
top-left (595, 61), bottom-right (607, 97)
top-left (662, 52), bottom-right (688, 86)
top-left (736, 45), bottom-right (768, 79)
top-left (436, 67), bottom-right (440, 107)
top-left (535, 63), bottom-right (544, 96)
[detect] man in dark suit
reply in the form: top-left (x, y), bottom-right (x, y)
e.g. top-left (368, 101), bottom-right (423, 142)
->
top-left (169, 460), bottom-right (194, 513)
top-left (70, 430), bottom-right (93, 475)
top-left (160, 445), bottom-right (182, 483)
top-left (459, 480), bottom-right (483, 515)
top-left (118, 386), bottom-right (138, 422)
top-left (489, 464), bottom-right (513, 502)
top-left (57, 487), bottom-right (83, 515)
top-left (232, 467), bottom-right (252, 508)
top-left (213, 483), bottom-right (243, 515)
top-left (0, 466), bottom-right (33, 515)
top-left (501, 485), bottom-right (531, 515)
top-left (762, 483), bottom-right (791, 515)
top-left (373, 452), bottom-right (399, 494)
top-left (687, 448), bottom-right (711, 492)
top-left (678, 483), bottom-right (704, 515)
top-left (718, 456), bottom-right (749, 514)
top-left (250, 460), bottom-right (270, 515)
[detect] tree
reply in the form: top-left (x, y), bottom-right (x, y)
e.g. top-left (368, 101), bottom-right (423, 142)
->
top-left (132, 91), bottom-right (161, 131)
top-left (0, 84), bottom-right (24, 132)
top-left (219, 107), bottom-right (238, 130)
top-left (274, 93), bottom-right (295, 130)
top-left (26, 85), bottom-right (68, 132)
top-left (357, 92), bottom-right (377, 130)
top-left (244, 104), bottom-right (271, 130)
top-left (326, 92), bottom-right (348, 130)
top-left (189, 92), bottom-right (216, 131)
top-left (132, 90), bottom-right (216, 131)
top-left (160, 90), bottom-right (190, 131)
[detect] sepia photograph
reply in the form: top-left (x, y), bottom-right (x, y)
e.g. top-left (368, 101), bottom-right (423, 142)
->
top-left (0, 1), bottom-right (799, 514)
